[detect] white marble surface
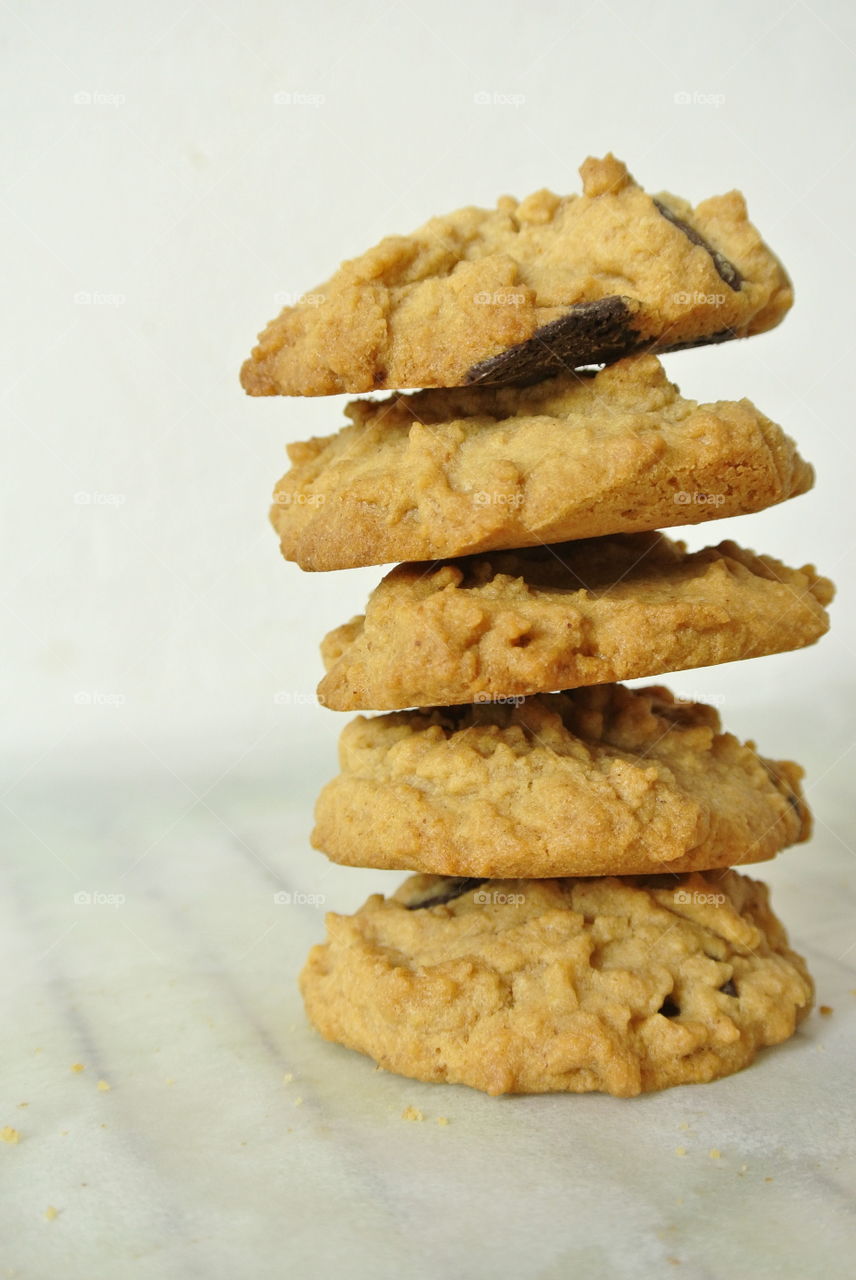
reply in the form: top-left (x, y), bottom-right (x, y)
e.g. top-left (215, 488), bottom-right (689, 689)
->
top-left (3, 702), bottom-right (856, 1280)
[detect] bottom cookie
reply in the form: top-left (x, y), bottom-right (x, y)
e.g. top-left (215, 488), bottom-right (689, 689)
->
top-left (301, 870), bottom-right (813, 1097)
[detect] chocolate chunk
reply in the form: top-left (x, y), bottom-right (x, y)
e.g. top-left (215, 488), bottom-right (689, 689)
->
top-left (465, 299), bottom-right (739, 387)
top-left (719, 979), bottom-right (738, 997)
top-left (465, 296), bottom-right (642, 386)
top-left (405, 877), bottom-right (487, 910)
top-left (653, 199), bottom-right (743, 291)
top-left (659, 996), bottom-right (681, 1018)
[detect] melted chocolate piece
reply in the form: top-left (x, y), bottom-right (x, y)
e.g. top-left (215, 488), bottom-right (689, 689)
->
top-left (465, 296), bottom-right (641, 386)
top-left (464, 301), bottom-right (738, 387)
top-left (653, 199), bottom-right (743, 291)
top-left (659, 996), bottom-right (681, 1018)
top-left (719, 979), bottom-right (738, 998)
top-left (405, 877), bottom-right (487, 910)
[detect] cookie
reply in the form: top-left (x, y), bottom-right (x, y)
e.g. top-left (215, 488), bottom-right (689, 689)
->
top-left (270, 356), bottom-right (812, 571)
top-left (300, 868), bottom-right (814, 1096)
top-left (319, 533), bottom-right (834, 711)
top-left (312, 684), bottom-right (810, 878)
top-left (242, 154), bottom-right (792, 396)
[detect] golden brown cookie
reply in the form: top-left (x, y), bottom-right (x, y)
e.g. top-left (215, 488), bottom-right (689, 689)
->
top-left (270, 356), bottom-right (812, 570)
top-left (319, 534), bottom-right (834, 710)
top-left (312, 685), bottom-right (810, 878)
top-left (242, 154), bottom-right (791, 396)
top-left (301, 869), bottom-right (813, 1096)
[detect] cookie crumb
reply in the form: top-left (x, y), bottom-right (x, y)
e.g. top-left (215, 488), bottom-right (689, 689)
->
top-left (764, 1176), bottom-right (774, 1183)
top-left (17, 1102), bottom-right (28, 1109)
top-left (1, 1127), bottom-right (21, 1144)
top-left (739, 1163), bottom-right (748, 1175)
top-left (294, 1097), bottom-right (303, 1107)
top-left (709, 1149), bottom-right (721, 1160)
top-left (71, 1063), bottom-right (85, 1073)
top-left (674, 1146), bottom-right (687, 1157)
top-left (401, 1106), bottom-right (424, 1122)
top-left (819, 1005), bottom-right (833, 1016)
top-left (97, 1080), bottom-right (111, 1092)
top-left (166, 1078), bottom-right (175, 1086)
top-left (282, 1072), bottom-right (294, 1084)
top-left (436, 1116), bottom-right (449, 1126)
top-left (44, 1206), bottom-right (59, 1222)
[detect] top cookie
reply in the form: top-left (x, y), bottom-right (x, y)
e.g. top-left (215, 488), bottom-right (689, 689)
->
top-left (241, 154), bottom-right (792, 397)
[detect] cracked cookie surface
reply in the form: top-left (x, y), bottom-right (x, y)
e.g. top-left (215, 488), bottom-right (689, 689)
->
top-left (243, 154), bottom-right (791, 396)
top-left (301, 868), bottom-right (813, 1095)
top-left (313, 684), bottom-right (811, 877)
top-left (319, 533), bottom-right (834, 710)
top-left (271, 355), bottom-right (812, 570)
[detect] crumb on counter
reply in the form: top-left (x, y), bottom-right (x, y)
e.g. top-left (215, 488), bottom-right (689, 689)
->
top-left (1, 1127), bottom-right (21, 1144)
top-left (71, 1063), bottom-right (85, 1073)
top-left (97, 1080), bottom-right (111, 1092)
top-left (294, 1097), bottom-right (303, 1107)
top-left (401, 1106), bottom-right (424, 1122)
top-left (709, 1149), bottom-right (722, 1160)
top-left (437, 1116), bottom-right (449, 1126)
top-left (819, 1005), bottom-right (833, 1016)
top-left (674, 1146), bottom-right (687, 1157)
top-left (282, 1072), bottom-right (294, 1084)
top-left (44, 1206), bottom-right (59, 1222)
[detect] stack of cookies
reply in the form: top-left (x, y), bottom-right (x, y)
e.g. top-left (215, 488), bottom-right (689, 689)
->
top-left (241, 155), bottom-right (834, 1097)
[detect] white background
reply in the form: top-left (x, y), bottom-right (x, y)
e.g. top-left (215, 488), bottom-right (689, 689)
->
top-left (3, 5), bottom-right (856, 1278)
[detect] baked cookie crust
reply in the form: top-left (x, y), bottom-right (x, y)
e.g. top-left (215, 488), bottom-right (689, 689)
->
top-left (271, 355), bottom-right (812, 571)
top-left (319, 533), bottom-right (833, 710)
top-left (312, 684), bottom-right (811, 877)
top-left (243, 154), bottom-right (791, 396)
top-left (301, 869), bottom-right (813, 1096)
